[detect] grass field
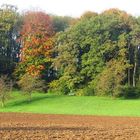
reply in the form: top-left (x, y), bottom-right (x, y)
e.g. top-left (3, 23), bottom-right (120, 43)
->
top-left (0, 91), bottom-right (140, 116)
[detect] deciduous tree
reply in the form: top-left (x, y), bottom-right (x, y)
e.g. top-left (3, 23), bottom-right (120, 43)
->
top-left (16, 11), bottom-right (54, 82)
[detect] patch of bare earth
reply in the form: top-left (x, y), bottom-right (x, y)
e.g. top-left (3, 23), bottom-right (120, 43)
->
top-left (0, 113), bottom-right (140, 139)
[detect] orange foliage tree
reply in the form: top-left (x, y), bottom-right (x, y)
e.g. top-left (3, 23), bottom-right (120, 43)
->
top-left (16, 11), bottom-right (54, 79)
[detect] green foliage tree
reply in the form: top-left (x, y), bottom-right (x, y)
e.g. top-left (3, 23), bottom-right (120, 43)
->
top-left (51, 9), bottom-right (139, 97)
top-left (51, 15), bottom-right (75, 32)
top-left (0, 4), bottom-right (21, 75)
top-left (0, 75), bottom-right (13, 107)
top-left (80, 11), bottom-right (98, 20)
top-left (95, 59), bottom-right (129, 96)
top-left (18, 73), bottom-right (45, 101)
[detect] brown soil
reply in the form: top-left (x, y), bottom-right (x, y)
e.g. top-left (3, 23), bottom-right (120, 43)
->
top-left (0, 113), bottom-right (140, 139)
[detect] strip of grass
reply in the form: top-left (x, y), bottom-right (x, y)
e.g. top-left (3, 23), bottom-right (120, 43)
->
top-left (0, 91), bottom-right (140, 116)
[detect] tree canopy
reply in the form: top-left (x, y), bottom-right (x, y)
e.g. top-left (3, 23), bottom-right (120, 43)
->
top-left (0, 6), bottom-right (140, 98)
top-left (50, 9), bottom-right (140, 97)
top-left (0, 4), bottom-right (21, 75)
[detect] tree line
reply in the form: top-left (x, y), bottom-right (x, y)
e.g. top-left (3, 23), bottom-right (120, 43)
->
top-left (1, 4), bottom-right (140, 100)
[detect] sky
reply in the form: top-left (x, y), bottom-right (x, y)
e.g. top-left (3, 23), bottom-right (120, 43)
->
top-left (0, 0), bottom-right (140, 17)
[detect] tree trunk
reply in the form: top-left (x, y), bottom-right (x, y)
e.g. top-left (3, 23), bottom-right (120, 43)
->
top-left (133, 62), bottom-right (137, 87)
top-left (128, 43), bottom-right (131, 85)
top-left (128, 68), bottom-right (131, 86)
top-left (1, 99), bottom-right (4, 107)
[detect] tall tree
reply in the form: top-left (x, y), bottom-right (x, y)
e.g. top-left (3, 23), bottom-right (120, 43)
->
top-left (80, 11), bottom-right (98, 20)
top-left (16, 11), bottom-right (54, 82)
top-left (51, 9), bottom-right (136, 96)
top-left (0, 4), bottom-right (21, 75)
top-left (130, 20), bottom-right (140, 87)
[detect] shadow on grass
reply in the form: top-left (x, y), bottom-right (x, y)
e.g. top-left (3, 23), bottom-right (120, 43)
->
top-left (118, 96), bottom-right (140, 100)
top-left (7, 94), bottom-right (65, 107)
top-left (8, 96), bottom-right (47, 107)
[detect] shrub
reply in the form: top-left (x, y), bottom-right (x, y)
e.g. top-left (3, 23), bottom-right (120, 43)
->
top-left (120, 85), bottom-right (140, 99)
top-left (0, 75), bottom-right (13, 107)
top-left (76, 87), bottom-right (94, 96)
top-left (18, 74), bottom-right (45, 101)
top-left (49, 77), bottom-right (70, 95)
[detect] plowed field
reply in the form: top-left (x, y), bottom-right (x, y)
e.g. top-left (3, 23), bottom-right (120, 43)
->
top-left (0, 113), bottom-right (140, 139)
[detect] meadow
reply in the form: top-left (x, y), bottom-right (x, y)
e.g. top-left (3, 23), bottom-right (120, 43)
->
top-left (1, 91), bottom-right (140, 117)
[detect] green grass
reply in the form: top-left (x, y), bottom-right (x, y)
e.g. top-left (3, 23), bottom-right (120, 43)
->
top-left (0, 91), bottom-right (140, 116)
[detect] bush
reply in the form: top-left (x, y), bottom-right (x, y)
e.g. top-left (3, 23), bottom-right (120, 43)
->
top-left (76, 87), bottom-right (94, 96)
top-left (18, 74), bottom-right (45, 101)
top-left (120, 85), bottom-right (140, 99)
top-left (0, 75), bottom-right (13, 107)
top-left (49, 77), bottom-right (70, 95)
